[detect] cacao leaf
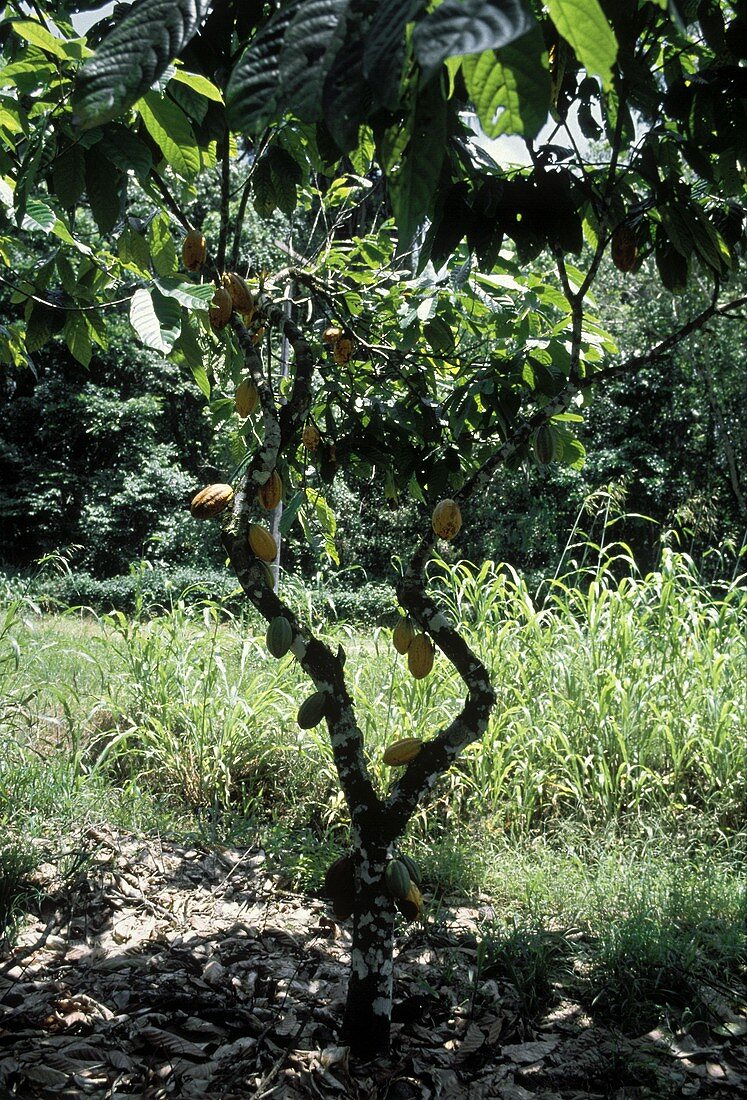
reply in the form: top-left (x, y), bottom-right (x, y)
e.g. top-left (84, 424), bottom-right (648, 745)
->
top-left (279, 0), bottom-right (349, 123)
top-left (413, 0), bottom-right (535, 80)
top-left (226, 1), bottom-right (302, 133)
top-left (545, 0), bottom-right (618, 88)
top-left (73, 0), bottom-right (212, 127)
top-left (363, 0), bottom-right (424, 108)
top-left (462, 24), bottom-right (550, 139)
top-left (137, 92), bottom-right (201, 180)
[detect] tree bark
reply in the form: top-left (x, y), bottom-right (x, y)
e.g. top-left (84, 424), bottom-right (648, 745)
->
top-left (341, 841), bottom-right (395, 1058)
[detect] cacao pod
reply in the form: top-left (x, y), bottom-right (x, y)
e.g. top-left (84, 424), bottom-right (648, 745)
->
top-left (190, 483), bottom-right (234, 519)
top-left (297, 691), bottom-right (328, 729)
top-left (533, 423), bottom-right (559, 465)
top-left (182, 229), bottom-right (206, 272)
top-left (209, 286), bottom-right (233, 331)
top-left (222, 271), bottom-right (254, 314)
top-left (432, 498), bottom-right (462, 540)
top-left (398, 852), bottom-right (422, 887)
top-left (251, 325), bottom-right (265, 346)
top-left (392, 616), bottom-right (416, 655)
top-left (323, 325), bottom-right (343, 344)
top-left (258, 470), bottom-right (283, 510)
top-left (611, 225), bottom-right (638, 273)
top-left (302, 424), bottom-right (320, 451)
top-left (407, 634), bottom-right (435, 679)
top-left (383, 737), bottom-right (423, 766)
top-left (395, 882), bottom-right (424, 923)
top-left (266, 616), bottom-right (293, 659)
top-left (324, 853), bottom-right (355, 898)
top-left (248, 523), bottom-right (277, 562)
top-left (385, 859), bottom-right (411, 900)
top-left (333, 336), bottom-right (354, 365)
top-left (260, 561), bottom-right (275, 587)
top-left (235, 379), bottom-right (259, 417)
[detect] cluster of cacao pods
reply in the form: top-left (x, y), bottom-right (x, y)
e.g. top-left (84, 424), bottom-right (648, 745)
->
top-left (392, 615), bottom-right (435, 679)
top-left (323, 324), bottom-right (354, 366)
top-left (323, 852), bottom-right (424, 923)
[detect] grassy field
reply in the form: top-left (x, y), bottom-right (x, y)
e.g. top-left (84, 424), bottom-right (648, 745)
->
top-left (1, 545), bottom-right (745, 1035)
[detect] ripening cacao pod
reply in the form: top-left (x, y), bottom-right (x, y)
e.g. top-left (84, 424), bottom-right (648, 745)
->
top-left (248, 523), bottom-right (278, 562)
top-left (325, 853), bottom-right (355, 898)
top-left (383, 737), bottom-right (423, 767)
top-left (432, 498), bottom-right (462, 540)
top-left (333, 336), bottom-right (354, 365)
top-left (222, 271), bottom-right (254, 314)
top-left (258, 470), bottom-right (283, 510)
top-left (611, 225), bottom-right (638, 273)
top-left (266, 615), bottom-right (293, 659)
top-left (392, 616), bottom-right (416, 655)
top-left (323, 325), bottom-right (343, 344)
top-left (297, 691), bottom-right (328, 729)
top-left (396, 882), bottom-right (424, 923)
top-left (302, 424), bottom-right (320, 451)
top-left (407, 634), bottom-right (434, 679)
top-left (209, 286), bottom-right (233, 331)
top-left (235, 379), bottom-right (259, 417)
top-left (190, 483), bottom-right (234, 519)
top-left (533, 423), bottom-right (559, 465)
top-left (398, 852), bottom-right (422, 887)
top-left (182, 229), bottom-right (206, 272)
top-left (385, 859), bottom-right (411, 900)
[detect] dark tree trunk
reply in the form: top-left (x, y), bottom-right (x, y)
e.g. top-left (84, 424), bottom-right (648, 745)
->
top-left (341, 842), bottom-right (395, 1058)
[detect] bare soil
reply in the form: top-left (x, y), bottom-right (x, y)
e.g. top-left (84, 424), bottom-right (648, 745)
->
top-left (1, 826), bottom-right (744, 1098)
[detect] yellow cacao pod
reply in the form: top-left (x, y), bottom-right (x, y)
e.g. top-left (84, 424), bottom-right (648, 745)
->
top-left (407, 634), bottom-right (434, 679)
top-left (235, 379), bottom-right (259, 417)
top-left (333, 336), bottom-right (354, 365)
top-left (209, 286), bottom-right (233, 331)
top-left (190, 483), bottom-right (233, 519)
top-left (432, 498), bottom-right (462, 540)
top-left (182, 229), bottom-right (206, 272)
top-left (392, 616), bottom-right (416, 655)
top-left (248, 523), bottom-right (278, 562)
top-left (302, 424), bottom-right (320, 451)
top-left (383, 737), bottom-right (423, 766)
top-left (323, 325), bottom-right (343, 344)
top-left (396, 882), bottom-right (424, 923)
top-left (257, 470), bottom-right (283, 510)
top-left (222, 271), bottom-right (254, 314)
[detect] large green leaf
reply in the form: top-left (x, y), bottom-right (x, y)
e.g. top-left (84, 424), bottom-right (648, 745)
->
top-left (85, 150), bottom-right (123, 234)
top-left (226, 2), bottom-right (302, 133)
top-left (413, 0), bottom-right (535, 80)
top-left (130, 287), bottom-right (167, 351)
top-left (363, 0), bottom-right (424, 108)
top-left (72, 0), bottom-right (212, 128)
top-left (463, 25), bottom-right (550, 139)
top-left (138, 92), bottom-right (201, 180)
top-left (51, 144), bottom-right (86, 209)
top-left (389, 80), bottom-right (448, 245)
top-left (545, 0), bottom-right (617, 87)
top-left (279, 0), bottom-right (350, 122)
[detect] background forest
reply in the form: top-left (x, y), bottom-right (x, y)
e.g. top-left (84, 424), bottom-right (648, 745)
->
top-left (2, 193), bottom-right (745, 610)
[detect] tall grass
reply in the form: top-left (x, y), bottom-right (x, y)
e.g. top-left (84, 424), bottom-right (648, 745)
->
top-left (0, 538), bottom-right (744, 840)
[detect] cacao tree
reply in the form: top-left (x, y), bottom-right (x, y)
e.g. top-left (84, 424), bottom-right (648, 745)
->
top-left (1, 0), bottom-right (746, 1059)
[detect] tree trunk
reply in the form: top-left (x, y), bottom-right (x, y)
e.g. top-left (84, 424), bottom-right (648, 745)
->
top-left (341, 842), bottom-right (395, 1059)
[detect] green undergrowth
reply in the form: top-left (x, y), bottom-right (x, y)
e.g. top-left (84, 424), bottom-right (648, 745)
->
top-left (0, 547), bottom-right (745, 1032)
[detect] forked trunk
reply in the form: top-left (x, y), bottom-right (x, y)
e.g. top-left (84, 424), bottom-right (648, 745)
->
top-left (341, 844), bottom-right (395, 1059)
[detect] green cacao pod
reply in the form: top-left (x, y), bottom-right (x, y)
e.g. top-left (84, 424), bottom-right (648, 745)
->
top-left (392, 616), bottom-right (416, 655)
top-left (297, 691), bottom-right (328, 729)
top-left (533, 423), bottom-right (559, 465)
top-left (385, 859), bottom-right (411, 900)
top-left (190, 483), bottom-right (234, 519)
top-left (398, 853), bottom-right (422, 887)
top-left (383, 737), bottom-right (423, 766)
top-left (266, 616), bottom-right (293, 659)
